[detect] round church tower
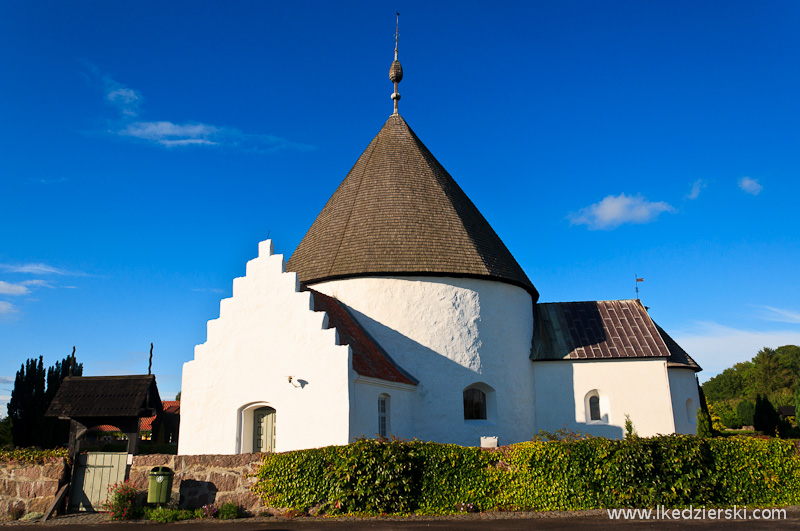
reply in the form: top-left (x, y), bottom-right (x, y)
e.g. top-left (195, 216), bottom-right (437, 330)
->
top-left (286, 36), bottom-right (538, 445)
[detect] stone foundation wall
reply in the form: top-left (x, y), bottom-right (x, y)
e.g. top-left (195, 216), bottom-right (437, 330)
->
top-left (129, 454), bottom-right (264, 514)
top-left (0, 457), bottom-right (69, 516)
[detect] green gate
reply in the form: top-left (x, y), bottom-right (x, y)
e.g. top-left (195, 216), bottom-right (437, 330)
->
top-left (69, 452), bottom-right (128, 512)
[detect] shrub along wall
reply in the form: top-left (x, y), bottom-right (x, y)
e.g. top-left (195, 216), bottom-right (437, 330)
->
top-left (252, 436), bottom-right (800, 515)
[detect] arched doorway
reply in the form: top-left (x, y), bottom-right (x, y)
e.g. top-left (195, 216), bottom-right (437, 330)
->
top-left (252, 406), bottom-right (276, 453)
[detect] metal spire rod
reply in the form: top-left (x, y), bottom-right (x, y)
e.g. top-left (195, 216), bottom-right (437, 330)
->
top-left (389, 12), bottom-right (403, 115)
top-left (395, 12), bottom-right (399, 59)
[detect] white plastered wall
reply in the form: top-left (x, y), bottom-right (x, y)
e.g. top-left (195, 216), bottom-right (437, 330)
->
top-left (349, 376), bottom-right (416, 440)
top-left (311, 276), bottom-right (536, 447)
top-left (533, 358), bottom-right (677, 438)
top-left (179, 240), bottom-right (351, 455)
top-left (667, 368), bottom-right (700, 435)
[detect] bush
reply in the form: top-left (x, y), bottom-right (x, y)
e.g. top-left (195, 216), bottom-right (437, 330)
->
top-left (712, 401), bottom-right (742, 429)
top-left (252, 436), bottom-right (800, 515)
top-left (218, 502), bottom-right (243, 519)
top-left (754, 395), bottom-right (780, 435)
top-left (0, 447), bottom-right (68, 463)
top-left (738, 400), bottom-right (756, 426)
top-left (327, 438), bottom-right (415, 514)
top-left (696, 407), bottom-right (714, 437)
top-left (144, 506), bottom-right (197, 523)
top-left (104, 481), bottom-right (140, 520)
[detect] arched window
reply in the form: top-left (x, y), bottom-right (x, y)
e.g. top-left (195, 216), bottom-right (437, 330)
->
top-left (463, 388), bottom-right (487, 420)
top-left (378, 394), bottom-right (390, 437)
top-left (589, 395), bottom-right (601, 421)
top-left (463, 383), bottom-right (496, 423)
top-left (584, 390), bottom-right (608, 424)
top-left (686, 398), bottom-right (696, 425)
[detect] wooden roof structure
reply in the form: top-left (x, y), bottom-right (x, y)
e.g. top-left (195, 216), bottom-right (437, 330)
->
top-left (532, 299), bottom-right (701, 371)
top-left (46, 375), bottom-right (162, 419)
top-left (45, 375), bottom-right (162, 458)
top-left (287, 114), bottom-right (538, 300)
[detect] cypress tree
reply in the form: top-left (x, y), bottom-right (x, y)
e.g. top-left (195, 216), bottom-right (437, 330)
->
top-left (7, 357), bottom-right (46, 447)
top-left (6, 352), bottom-right (83, 448)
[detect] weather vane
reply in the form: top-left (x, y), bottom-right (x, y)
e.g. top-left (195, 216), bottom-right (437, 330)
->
top-left (635, 275), bottom-right (644, 299)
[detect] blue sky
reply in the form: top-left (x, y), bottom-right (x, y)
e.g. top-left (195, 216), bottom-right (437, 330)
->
top-left (2, 1), bottom-right (800, 413)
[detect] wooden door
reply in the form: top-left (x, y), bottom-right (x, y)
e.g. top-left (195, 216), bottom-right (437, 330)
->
top-left (69, 452), bottom-right (128, 512)
top-left (253, 407), bottom-right (276, 452)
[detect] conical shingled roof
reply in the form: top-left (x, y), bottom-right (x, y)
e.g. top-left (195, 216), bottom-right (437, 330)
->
top-left (287, 114), bottom-right (538, 300)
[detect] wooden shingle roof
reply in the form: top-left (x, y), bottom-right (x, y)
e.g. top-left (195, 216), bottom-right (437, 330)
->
top-left (309, 289), bottom-right (417, 385)
top-left (287, 114), bottom-right (538, 300)
top-left (45, 375), bottom-right (162, 419)
top-left (532, 300), bottom-right (701, 371)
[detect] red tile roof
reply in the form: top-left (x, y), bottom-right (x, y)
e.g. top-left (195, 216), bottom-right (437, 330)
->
top-left (88, 400), bottom-right (180, 432)
top-left (309, 289), bottom-right (417, 385)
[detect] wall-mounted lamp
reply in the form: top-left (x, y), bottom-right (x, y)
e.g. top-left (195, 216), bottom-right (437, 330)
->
top-left (287, 376), bottom-right (301, 388)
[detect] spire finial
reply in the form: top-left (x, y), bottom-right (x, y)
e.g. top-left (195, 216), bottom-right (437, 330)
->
top-left (394, 12), bottom-right (399, 60)
top-left (389, 12), bottom-right (403, 115)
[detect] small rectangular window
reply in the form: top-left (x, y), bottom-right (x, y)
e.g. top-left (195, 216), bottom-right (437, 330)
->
top-left (589, 396), bottom-right (601, 421)
top-left (378, 396), bottom-right (388, 437)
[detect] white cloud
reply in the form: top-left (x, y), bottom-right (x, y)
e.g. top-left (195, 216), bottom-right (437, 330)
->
top-left (757, 305), bottom-right (800, 324)
top-left (84, 64), bottom-right (312, 152)
top-left (119, 121), bottom-right (219, 146)
top-left (738, 176), bottom-right (762, 195)
top-left (0, 301), bottom-right (17, 315)
top-left (686, 179), bottom-right (707, 200)
top-left (0, 281), bottom-right (29, 296)
top-left (568, 193), bottom-right (675, 230)
top-left (0, 279), bottom-right (54, 296)
top-left (0, 377), bottom-right (13, 384)
top-left (0, 263), bottom-right (69, 275)
top-left (107, 87), bottom-right (141, 115)
top-left (116, 121), bottom-right (312, 152)
top-left (672, 321), bottom-right (800, 382)
top-left (103, 80), bottom-right (141, 117)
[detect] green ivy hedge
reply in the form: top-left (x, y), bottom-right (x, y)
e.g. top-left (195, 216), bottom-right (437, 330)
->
top-left (251, 435), bottom-right (800, 515)
top-left (0, 447), bottom-right (69, 463)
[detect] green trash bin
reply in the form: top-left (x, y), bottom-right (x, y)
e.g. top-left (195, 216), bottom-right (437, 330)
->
top-left (147, 466), bottom-right (173, 504)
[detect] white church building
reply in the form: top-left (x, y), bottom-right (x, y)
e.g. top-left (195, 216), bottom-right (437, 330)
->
top-left (178, 42), bottom-right (701, 456)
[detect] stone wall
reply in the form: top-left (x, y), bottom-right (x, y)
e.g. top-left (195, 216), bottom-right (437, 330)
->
top-left (0, 457), bottom-right (69, 516)
top-left (129, 453), bottom-right (263, 514)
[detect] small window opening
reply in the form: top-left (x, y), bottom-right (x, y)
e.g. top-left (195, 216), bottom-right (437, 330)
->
top-left (463, 387), bottom-right (487, 420)
top-left (378, 394), bottom-right (390, 437)
top-left (589, 395), bottom-right (601, 421)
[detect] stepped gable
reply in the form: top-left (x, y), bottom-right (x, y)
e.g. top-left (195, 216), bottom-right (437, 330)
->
top-left (287, 114), bottom-right (538, 300)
